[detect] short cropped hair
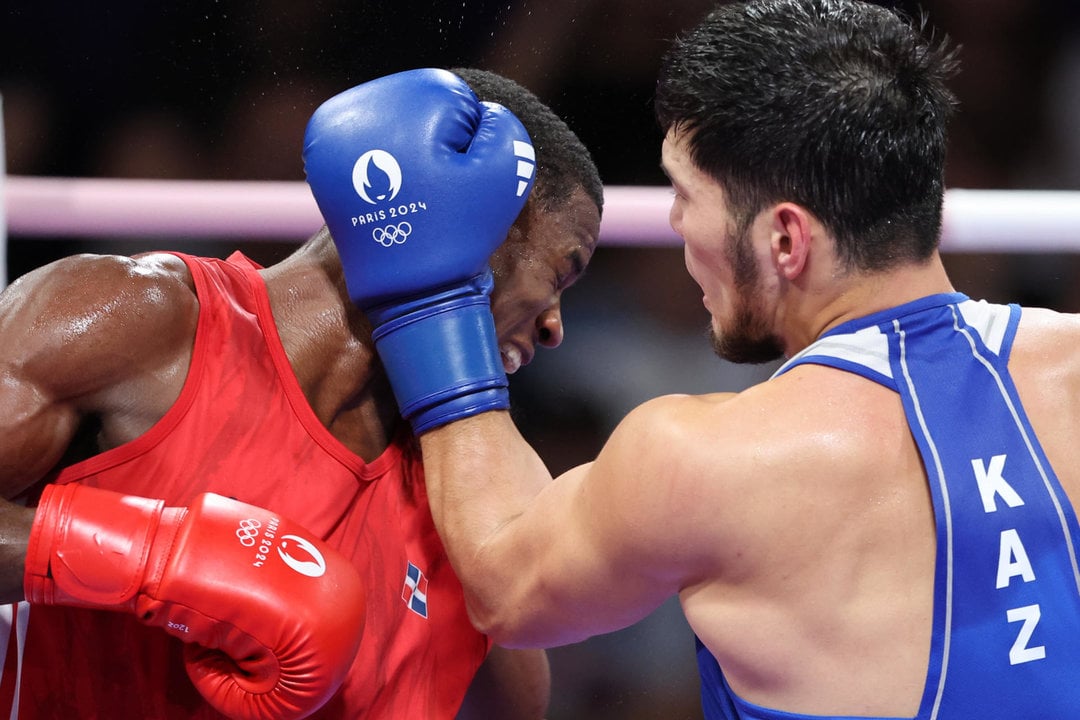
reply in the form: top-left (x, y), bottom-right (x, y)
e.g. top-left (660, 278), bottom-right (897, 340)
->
top-left (655, 0), bottom-right (958, 271)
top-left (451, 67), bottom-right (604, 216)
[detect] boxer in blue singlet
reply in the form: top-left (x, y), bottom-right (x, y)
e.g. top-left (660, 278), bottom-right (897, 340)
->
top-left (315, 2), bottom-right (1080, 718)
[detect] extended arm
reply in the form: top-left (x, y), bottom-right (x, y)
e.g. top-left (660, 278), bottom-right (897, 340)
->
top-left (419, 399), bottom-right (705, 648)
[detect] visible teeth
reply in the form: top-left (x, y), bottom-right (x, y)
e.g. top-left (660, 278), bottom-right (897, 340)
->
top-left (501, 345), bottom-right (522, 375)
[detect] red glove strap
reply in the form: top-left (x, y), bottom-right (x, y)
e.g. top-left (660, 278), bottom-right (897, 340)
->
top-left (25, 484), bottom-right (174, 608)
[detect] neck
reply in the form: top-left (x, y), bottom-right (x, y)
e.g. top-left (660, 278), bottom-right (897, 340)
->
top-left (786, 253), bottom-right (955, 355)
top-left (261, 229), bottom-right (404, 461)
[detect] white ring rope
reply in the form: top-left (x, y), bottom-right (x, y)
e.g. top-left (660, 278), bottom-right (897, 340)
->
top-left (5, 176), bottom-right (1080, 252)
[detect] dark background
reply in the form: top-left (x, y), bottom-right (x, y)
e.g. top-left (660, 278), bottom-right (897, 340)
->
top-left (4, 2), bottom-right (1080, 717)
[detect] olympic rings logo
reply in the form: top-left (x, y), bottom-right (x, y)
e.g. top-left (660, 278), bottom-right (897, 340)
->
top-left (372, 222), bottom-right (412, 247)
top-left (236, 518), bottom-right (263, 546)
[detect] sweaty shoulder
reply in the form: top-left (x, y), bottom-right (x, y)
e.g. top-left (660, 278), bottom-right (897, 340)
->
top-left (606, 386), bottom-right (819, 504)
top-left (0, 252), bottom-right (199, 404)
top-left (577, 391), bottom-right (745, 590)
top-left (613, 368), bottom-right (910, 552)
top-left (1012, 307), bottom-right (1080, 402)
top-left (1010, 307), bottom-right (1080, 489)
top-left (1013, 305), bottom-right (1080, 359)
top-left (611, 391), bottom-right (740, 468)
top-left (619, 373), bottom-right (882, 478)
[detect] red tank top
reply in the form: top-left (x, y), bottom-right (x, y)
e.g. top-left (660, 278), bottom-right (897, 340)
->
top-left (0, 252), bottom-right (489, 719)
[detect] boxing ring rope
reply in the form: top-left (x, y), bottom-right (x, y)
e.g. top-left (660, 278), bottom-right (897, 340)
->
top-left (5, 176), bottom-right (1080, 253)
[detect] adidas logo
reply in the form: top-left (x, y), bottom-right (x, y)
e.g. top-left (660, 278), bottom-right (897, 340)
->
top-left (513, 141), bottom-right (536, 197)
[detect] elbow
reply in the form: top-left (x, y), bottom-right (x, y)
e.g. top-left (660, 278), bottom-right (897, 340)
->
top-left (464, 598), bottom-right (525, 647)
top-left (463, 593), bottom-right (541, 649)
top-left (456, 542), bottom-right (561, 647)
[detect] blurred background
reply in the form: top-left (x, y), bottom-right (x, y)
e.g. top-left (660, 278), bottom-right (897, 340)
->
top-left (3, 1), bottom-right (1080, 718)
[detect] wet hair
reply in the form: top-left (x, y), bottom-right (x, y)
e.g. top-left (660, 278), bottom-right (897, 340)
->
top-left (655, 0), bottom-right (959, 271)
top-left (451, 67), bottom-right (604, 216)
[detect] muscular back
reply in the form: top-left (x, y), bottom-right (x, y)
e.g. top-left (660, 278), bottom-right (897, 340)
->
top-left (672, 367), bottom-right (932, 716)
top-left (0, 252), bottom-right (199, 498)
top-left (677, 306), bottom-right (1080, 717)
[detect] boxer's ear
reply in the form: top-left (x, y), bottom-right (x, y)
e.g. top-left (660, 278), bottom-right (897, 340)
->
top-left (770, 202), bottom-right (814, 280)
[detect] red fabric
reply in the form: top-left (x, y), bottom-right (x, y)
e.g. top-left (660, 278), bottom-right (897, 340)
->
top-left (3, 252), bottom-right (488, 719)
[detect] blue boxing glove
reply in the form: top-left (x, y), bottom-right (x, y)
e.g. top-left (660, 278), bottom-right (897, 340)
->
top-left (302, 68), bottom-right (536, 433)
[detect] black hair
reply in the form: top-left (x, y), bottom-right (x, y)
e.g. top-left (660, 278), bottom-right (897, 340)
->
top-left (655, 0), bottom-right (959, 271)
top-left (451, 67), bottom-right (604, 216)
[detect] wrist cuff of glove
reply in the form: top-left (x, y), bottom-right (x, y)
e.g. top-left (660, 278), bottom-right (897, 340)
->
top-left (25, 484), bottom-right (171, 609)
top-left (373, 296), bottom-right (508, 434)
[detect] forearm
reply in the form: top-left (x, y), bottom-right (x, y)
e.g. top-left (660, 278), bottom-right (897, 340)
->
top-left (0, 498), bottom-right (33, 603)
top-left (420, 411), bottom-right (555, 634)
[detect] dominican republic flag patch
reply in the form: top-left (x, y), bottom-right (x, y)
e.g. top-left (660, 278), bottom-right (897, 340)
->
top-left (402, 562), bottom-right (429, 618)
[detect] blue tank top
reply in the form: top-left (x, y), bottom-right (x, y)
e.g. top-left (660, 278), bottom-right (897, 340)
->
top-left (697, 293), bottom-right (1080, 720)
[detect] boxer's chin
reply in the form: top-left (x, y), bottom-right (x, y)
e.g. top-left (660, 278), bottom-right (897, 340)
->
top-left (709, 324), bottom-right (784, 365)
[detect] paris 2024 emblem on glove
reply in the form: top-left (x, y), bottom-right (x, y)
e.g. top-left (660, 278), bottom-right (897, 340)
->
top-left (348, 136), bottom-right (535, 250)
top-left (303, 67), bottom-right (536, 311)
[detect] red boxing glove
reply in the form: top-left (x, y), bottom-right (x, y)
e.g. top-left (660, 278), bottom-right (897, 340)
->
top-left (25, 484), bottom-right (366, 720)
